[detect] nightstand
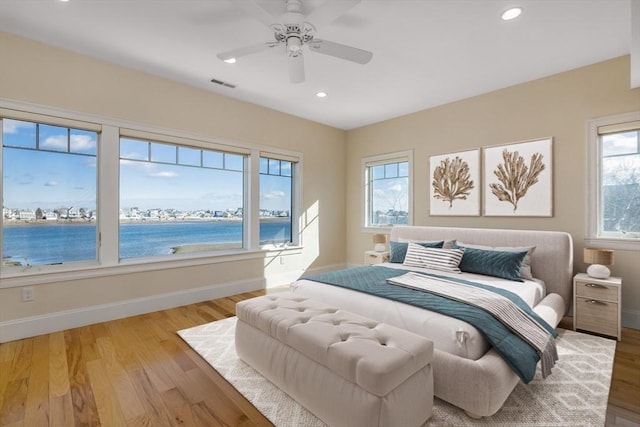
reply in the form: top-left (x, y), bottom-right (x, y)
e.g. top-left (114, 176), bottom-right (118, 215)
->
top-left (364, 250), bottom-right (389, 265)
top-left (573, 273), bottom-right (621, 340)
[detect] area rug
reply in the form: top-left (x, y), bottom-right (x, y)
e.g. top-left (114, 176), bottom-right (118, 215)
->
top-left (178, 317), bottom-right (616, 426)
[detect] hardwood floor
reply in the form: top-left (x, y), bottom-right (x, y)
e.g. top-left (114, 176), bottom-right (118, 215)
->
top-left (1, 292), bottom-right (638, 426)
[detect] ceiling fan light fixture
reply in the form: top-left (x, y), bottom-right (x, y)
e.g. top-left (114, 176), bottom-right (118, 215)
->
top-left (223, 57), bottom-right (237, 64)
top-left (501, 7), bottom-right (522, 21)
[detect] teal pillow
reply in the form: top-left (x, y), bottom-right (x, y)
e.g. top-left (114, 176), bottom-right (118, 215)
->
top-left (457, 246), bottom-right (528, 282)
top-left (389, 240), bottom-right (444, 263)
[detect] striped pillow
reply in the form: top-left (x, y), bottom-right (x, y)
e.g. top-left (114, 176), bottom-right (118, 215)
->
top-left (403, 243), bottom-right (465, 273)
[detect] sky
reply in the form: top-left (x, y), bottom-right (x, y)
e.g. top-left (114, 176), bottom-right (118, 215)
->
top-left (2, 119), bottom-right (292, 213)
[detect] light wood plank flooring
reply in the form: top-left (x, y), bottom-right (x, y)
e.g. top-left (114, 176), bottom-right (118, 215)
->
top-left (1, 291), bottom-right (638, 426)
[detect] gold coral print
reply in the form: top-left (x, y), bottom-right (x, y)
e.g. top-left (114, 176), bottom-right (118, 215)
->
top-left (432, 156), bottom-right (474, 208)
top-left (489, 149), bottom-right (545, 211)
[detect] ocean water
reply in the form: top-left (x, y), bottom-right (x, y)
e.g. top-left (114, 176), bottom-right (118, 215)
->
top-left (2, 220), bottom-right (291, 265)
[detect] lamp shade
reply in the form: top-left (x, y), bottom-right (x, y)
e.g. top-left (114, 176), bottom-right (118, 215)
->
top-left (584, 248), bottom-right (614, 266)
top-left (373, 234), bottom-right (388, 244)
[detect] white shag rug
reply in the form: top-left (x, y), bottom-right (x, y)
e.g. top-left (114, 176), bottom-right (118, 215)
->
top-left (178, 317), bottom-right (615, 426)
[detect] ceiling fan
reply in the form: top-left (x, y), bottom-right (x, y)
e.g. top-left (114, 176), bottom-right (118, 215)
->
top-left (217, 0), bottom-right (373, 83)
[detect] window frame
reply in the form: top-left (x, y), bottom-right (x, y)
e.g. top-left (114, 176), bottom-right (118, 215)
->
top-left (0, 101), bottom-right (303, 286)
top-left (586, 111), bottom-right (640, 251)
top-left (361, 150), bottom-right (413, 231)
top-left (259, 155), bottom-right (296, 246)
top-left (117, 135), bottom-right (249, 260)
top-left (1, 114), bottom-right (102, 272)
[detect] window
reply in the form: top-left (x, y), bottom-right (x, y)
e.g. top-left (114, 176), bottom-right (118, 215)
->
top-left (0, 103), bottom-right (302, 280)
top-left (587, 112), bottom-right (640, 249)
top-left (119, 137), bottom-right (246, 259)
top-left (260, 156), bottom-right (294, 244)
top-left (362, 151), bottom-right (412, 228)
top-left (1, 118), bottom-right (99, 268)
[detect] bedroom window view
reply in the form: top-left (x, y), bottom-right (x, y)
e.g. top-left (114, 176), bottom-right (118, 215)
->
top-left (1, 118), bottom-right (98, 268)
top-left (366, 160), bottom-right (409, 227)
top-left (600, 128), bottom-right (640, 238)
top-left (259, 157), bottom-right (293, 245)
top-left (119, 138), bottom-right (246, 258)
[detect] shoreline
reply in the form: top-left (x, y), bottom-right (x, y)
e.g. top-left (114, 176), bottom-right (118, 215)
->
top-left (2, 217), bottom-right (290, 227)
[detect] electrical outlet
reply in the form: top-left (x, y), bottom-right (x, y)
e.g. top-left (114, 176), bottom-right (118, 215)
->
top-left (280, 256), bottom-right (285, 265)
top-left (22, 287), bottom-right (35, 302)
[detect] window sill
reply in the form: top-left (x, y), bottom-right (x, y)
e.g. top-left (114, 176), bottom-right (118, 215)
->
top-left (584, 237), bottom-right (640, 251)
top-left (0, 245), bottom-right (303, 289)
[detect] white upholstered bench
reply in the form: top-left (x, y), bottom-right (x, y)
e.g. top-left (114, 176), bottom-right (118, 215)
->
top-left (235, 292), bottom-right (434, 427)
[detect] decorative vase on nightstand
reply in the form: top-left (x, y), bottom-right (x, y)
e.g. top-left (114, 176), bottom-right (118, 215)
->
top-left (586, 264), bottom-right (611, 279)
top-left (373, 233), bottom-right (388, 252)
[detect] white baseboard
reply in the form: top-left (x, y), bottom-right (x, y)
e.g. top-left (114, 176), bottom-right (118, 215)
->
top-left (0, 277), bottom-right (263, 343)
top-left (0, 264), bottom-right (349, 343)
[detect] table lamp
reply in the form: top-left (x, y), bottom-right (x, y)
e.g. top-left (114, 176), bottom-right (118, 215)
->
top-left (583, 247), bottom-right (614, 279)
top-left (373, 234), bottom-right (388, 252)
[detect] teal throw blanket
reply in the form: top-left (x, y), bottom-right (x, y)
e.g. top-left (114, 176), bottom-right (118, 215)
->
top-left (305, 266), bottom-right (556, 383)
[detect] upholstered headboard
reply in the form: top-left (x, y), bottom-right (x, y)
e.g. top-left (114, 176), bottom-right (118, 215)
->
top-left (390, 226), bottom-right (574, 314)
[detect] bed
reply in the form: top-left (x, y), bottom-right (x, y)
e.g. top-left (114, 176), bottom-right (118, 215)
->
top-left (290, 225), bottom-right (573, 418)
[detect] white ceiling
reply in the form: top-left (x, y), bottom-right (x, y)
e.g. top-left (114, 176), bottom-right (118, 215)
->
top-left (0, 0), bottom-right (633, 130)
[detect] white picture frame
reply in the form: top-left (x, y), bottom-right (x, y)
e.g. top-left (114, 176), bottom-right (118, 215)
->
top-left (429, 149), bottom-right (480, 216)
top-left (483, 137), bottom-right (553, 217)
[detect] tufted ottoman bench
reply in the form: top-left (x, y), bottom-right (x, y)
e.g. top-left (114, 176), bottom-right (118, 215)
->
top-left (235, 292), bottom-right (434, 427)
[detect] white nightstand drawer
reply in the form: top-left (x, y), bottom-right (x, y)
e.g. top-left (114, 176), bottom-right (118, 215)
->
top-left (575, 298), bottom-right (619, 337)
top-left (575, 281), bottom-right (618, 301)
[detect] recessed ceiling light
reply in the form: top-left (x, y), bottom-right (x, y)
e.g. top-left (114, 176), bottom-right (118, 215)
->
top-left (501, 7), bottom-right (522, 21)
top-left (223, 58), bottom-right (236, 64)
top-left (316, 91), bottom-right (327, 98)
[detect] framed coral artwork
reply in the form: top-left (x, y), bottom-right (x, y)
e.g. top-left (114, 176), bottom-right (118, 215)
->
top-left (429, 149), bottom-right (480, 216)
top-left (483, 137), bottom-right (553, 216)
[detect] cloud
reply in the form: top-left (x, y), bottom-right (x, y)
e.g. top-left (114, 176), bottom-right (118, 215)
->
top-left (148, 171), bottom-right (178, 178)
top-left (70, 134), bottom-right (97, 152)
top-left (2, 119), bottom-right (33, 134)
top-left (38, 134), bottom-right (96, 152)
top-left (44, 181), bottom-right (59, 187)
top-left (388, 183), bottom-right (404, 192)
top-left (261, 190), bottom-right (285, 200)
top-left (40, 135), bottom-right (68, 150)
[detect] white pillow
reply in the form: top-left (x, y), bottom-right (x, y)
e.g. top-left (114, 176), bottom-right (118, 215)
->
top-left (456, 242), bottom-right (536, 279)
top-left (403, 243), bottom-right (464, 273)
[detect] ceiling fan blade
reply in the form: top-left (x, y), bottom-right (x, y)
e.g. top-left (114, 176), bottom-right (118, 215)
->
top-left (233, 0), bottom-right (277, 28)
top-left (306, 0), bottom-right (361, 28)
top-left (217, 42), bottom-right (278, 61)
top-left (308, 39), bottom-right (372, 64)
top-left (288, 53), bottom-right (305, 83)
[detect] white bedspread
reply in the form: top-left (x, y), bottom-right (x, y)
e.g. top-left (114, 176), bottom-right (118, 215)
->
top-left (290, 263), bottom-right (546, 360)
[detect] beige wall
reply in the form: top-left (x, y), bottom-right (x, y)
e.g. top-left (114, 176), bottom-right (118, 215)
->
top-left (346, 56), bottom-right (640, 327)
top-left (1, 30), bottom-right (638, 336)
top-left (0, 33), bottom-right (346, 330)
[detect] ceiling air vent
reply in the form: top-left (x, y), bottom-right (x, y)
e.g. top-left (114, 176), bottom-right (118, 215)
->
top-left (210, 78), bottom-right (236, 89)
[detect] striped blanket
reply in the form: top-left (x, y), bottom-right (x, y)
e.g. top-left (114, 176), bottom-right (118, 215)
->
top-left (387, 272), bottom-right (558, 378)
